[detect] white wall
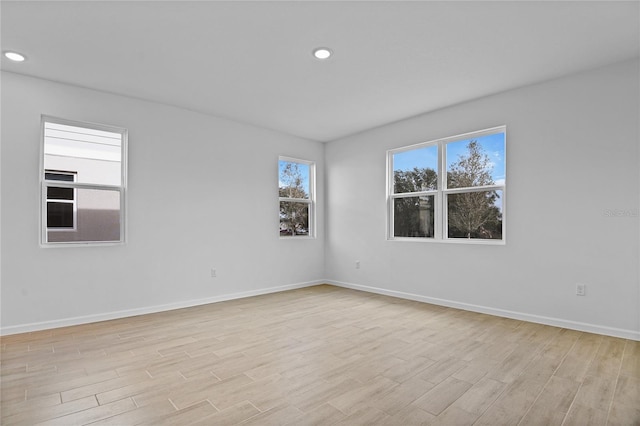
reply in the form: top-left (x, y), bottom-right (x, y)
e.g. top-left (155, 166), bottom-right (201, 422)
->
top-left (325, 59), bottom-right (640, 339)
top-left (3, 60), bottom-right (639, 339)
top-left (1, 72), bottom-right (325, 333)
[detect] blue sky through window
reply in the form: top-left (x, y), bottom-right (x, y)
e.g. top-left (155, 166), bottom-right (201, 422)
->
top-left (279, 160), bottom-right (310, 197)
top-left (393, 145), bottom-right (438, 174)
top-left (446, 132), bottom-right (505, 185)
top-left (393, 132), bottom-right (505, 185)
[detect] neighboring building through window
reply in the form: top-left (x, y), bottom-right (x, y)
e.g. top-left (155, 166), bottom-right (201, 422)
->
top-left (41, 117), bottom-right (127, 245)
top-left (279, 157), bottom-right (315, 237)
top-left (388, 126), bottom-right (506, 243)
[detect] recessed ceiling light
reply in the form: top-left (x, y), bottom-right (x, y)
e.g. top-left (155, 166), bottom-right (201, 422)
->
top-left (4, 51), bottom-right (26, 62)
top-left (313, 48), bottom-right (332, 60)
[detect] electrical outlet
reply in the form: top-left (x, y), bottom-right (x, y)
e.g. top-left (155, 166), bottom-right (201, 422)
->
top-left (355, 260), bottom-right (360, 269)
top-left (576, 283), bottom-right (586, 296)
top-left (211, 268), bottom-right (217, 278)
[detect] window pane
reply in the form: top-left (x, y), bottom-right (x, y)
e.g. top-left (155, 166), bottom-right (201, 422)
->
top-left (393, 195), bottom-right (434, 238)
top-left (44, 121), bottom-right (122, 186)
top-left (47, 188), bottom-right (121, 243)
top-left (47, 186), bottom-right (74, 200)
top-left (47, 202), bottom-right (74, 228)
top-left (45, 172), bottom-right (74, 182)
top-left (393, 146), bottom-right (437, 193)
top-left (279, 201), bottom-right (309, 236)
top-left (447, 190), bottom-right (503, 239)
top-left (279, 160), bottom-right (310, 199)
top-left (446, 132), bottom-right (505, 189)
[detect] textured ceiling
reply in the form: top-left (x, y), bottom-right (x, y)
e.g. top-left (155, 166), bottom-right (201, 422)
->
top-left (2, 1), bottom-right (639, 142)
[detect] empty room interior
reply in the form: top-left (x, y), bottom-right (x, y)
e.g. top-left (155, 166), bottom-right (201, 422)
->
top-left (1, 1), bottom-right (639, 425)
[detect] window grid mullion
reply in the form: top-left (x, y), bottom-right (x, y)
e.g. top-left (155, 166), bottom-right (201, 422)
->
top-left (388, 153), bottom-right (394, 238)
top-left (391, 190), bottom-right (437, 199)
top-left (279, 197), bottom-right (311, 204)
top-left (437, 139), bottom-right (445, 239)
top-left (43, 181), bottom-right (122, 192)
top-left (442, 184), bottom-right (504, 195)
top-left (46, 199), bottom-right (74, 204)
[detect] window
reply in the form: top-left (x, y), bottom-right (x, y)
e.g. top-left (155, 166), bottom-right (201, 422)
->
top-left (45, 171), bottom-right (77, 230)
top-left (278, 157), bottom-right (315, 237)
top-left (41, 117), bottom-right (127, 245)
top-left (388, 126), bottom-right (505, 243)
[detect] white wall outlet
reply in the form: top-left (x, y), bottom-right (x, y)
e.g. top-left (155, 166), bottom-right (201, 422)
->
top-left (211, 268), bottom-right (217, 278)
top-left (355, 260), bottom-right (360, 269)
top-left (576, 283), bottom-right (586, 296)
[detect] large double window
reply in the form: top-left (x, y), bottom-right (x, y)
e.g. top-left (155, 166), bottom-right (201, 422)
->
top-left (41, 117), bottom-right (127, 245)
top-left (388, 126), bottom-right (506, 243)
top-left (278, 157), bottom-right (315, 237)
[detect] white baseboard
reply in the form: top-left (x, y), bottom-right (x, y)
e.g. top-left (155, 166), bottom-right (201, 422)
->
top-left (4, 279), bottom-right (638, 341)
top-left (0, 280), bottom-right (323, 336)
top-left (326, 280), bottom-right (640, 341)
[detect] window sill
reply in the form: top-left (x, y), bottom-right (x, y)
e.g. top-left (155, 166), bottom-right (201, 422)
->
top-left (279, 236), bottom-right (316, 240)
top-left (388, 237), bottom-right (505, 245)
top-left (40, 241), bottom-right (125, 248)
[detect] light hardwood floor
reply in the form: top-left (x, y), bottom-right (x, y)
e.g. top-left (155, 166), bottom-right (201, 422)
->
top-left (1, 285), bottom-right (639, 425)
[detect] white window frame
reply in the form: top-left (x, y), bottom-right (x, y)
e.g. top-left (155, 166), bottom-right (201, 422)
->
top-left (387, 126), bottom-right (506, 244)
top-left (278, 156), bottom-right (316, 238)
top-left (45, 170), bottom-right (78, 232)
top-left (40, 116), bottom-right (128, 246)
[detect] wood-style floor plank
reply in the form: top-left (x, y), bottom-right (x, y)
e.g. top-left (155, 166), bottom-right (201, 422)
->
top-left (1, 284), bottom-right (638, 425)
